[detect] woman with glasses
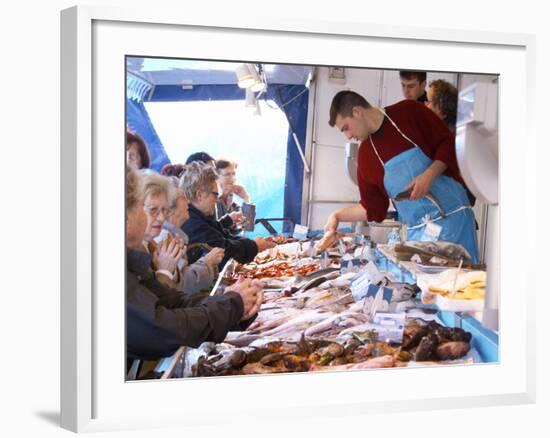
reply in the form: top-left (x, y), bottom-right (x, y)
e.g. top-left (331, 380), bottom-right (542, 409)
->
top-left (215, 158), bottom-right (248, 236)
top-left (142, 171), bottom-right (225, 292)
top-left (126, 166), bottom-right (264, 372)
top-left (156, 169), bottom-right (225, 293)
top-left (180, 161), bottom-right (276, 269)
top-left (141, 172), bottom-right (185, 287)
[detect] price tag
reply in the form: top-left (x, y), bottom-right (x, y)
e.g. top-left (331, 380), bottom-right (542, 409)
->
top-left (422, 221), bottom-right (442, 241)
top-left (293, 224), bottom-right (309, 240)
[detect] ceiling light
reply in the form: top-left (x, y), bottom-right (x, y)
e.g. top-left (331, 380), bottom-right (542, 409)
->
top-left (235, 63), bottom-right (258, 89)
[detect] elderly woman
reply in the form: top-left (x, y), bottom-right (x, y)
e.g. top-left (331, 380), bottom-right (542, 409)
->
top-left (180, 161), bottom-right (276, 269)
top-left (126, 166), bottom-right (264, 367)
top-left (126, 129), bottom-right (151, 170)
top-left (141, 172), bottom-right (183, 286)
top-left (142, 171), bottom-right (223, 292)
top-left (215, 158), bottom-right (249, 235)
top-left (154, 172), bottom-right (225, 293)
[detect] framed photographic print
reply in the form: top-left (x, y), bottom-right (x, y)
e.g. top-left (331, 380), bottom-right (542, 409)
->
top-left (61, 4), bottom-right (535, 433)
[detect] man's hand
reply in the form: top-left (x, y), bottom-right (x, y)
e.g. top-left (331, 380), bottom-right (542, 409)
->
top-left (324, 212), bottom-right (339, 234)
top-left (227, 278), bottom-right (265, 320)
top-left (315, 230), bottom-right (338, 252)
top-left (255, 236), bottom-right (277, 253)
top-left (406, 160), bottom-right (447, 200)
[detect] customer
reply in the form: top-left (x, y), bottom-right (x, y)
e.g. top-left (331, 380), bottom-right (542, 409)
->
top-left (185, 151), bottom-right (216, 167)
top-left (126, 166), bottom-right (264, 364)
top-left (142, 171), bottom-right (223, 292)
top-left (156, 173), bottom-right (225, 293)
top-left (215, 158), bottom-right (248, 235)
top-left (126, 129), bottom-right (151, 169)
top-left (180, 161), bottom-right (276, 269)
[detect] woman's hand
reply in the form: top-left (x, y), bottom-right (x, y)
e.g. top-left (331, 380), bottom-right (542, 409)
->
top-left (227, 278), bottom-right (265, 320)
top-left (153, 238), bottom-right (184, 273)
top-left (204, 247), bottom-right (225, 269)
top-left (255, 236), bottom-right (277, 253)
top-left (229, 211), bottom-right (245, 225)
top-left (232, 184), bottom-right (250, 203)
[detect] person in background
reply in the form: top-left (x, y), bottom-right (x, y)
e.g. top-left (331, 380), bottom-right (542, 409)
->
top-left (321, 90), bottom-right (478, 262)
top-left (126, 166), bottom-right (264, 370)
top-left (215, 158), bottom-right (248, 235)
top-left (126, 129), bottom-right (151, 170)
top-left (185, 151), bottom-right (216, 167)
top-left (160, 163), bottom-right (186, 179)
top-left (399, 71), bottom-right (428, 103)
top-left (426, 79), bottom-right (459, 134)
top-left (180, 161), bottom-right (276, 269)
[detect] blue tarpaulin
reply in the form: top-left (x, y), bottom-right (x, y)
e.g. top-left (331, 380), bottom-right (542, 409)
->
top-left (126, 72), bottom-right (309, 228)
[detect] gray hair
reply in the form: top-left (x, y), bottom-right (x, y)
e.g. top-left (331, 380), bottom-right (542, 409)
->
top-left (179, 161), bottom-right (218, 202)
top-left (141, 171), bottom-right (177, 207)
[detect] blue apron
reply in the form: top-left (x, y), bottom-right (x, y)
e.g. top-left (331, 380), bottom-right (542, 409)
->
top-left (369, 109), bottom-right (479, 263)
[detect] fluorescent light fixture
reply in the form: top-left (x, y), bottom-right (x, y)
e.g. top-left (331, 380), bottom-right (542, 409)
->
top-left (250, 78), bottom-right (266, 92)
top-left (235, 63), bottom-right (257, 89)
top-left (236, 63), bottom-right (266, 92)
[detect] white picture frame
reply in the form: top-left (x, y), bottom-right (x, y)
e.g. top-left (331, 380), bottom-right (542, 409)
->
top-left (60, 5), bottom-right (536, 433)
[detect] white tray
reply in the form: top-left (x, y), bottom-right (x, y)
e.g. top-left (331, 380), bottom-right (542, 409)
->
top-left (416, 269), bottom-right (486, 312)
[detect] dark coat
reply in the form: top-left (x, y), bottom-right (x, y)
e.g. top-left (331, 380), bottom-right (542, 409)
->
top-left (182, 204), bottom-right (258, 269)
top-left (126, 248), bottom-right (253, 361)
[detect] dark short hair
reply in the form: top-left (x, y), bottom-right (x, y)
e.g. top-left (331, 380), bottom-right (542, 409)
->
top-left (399, 71), bottom-right (427, 83)
top-left (328, 90), bottom-right (371, 127)
top-left (185, 151), bottom-right (215, 165)
top-left (160, 163), bottom-right (186, 178)
top-left (429, 79), bottom-right (458, 127)
top-left (126, 130), bottom-right (151, 169)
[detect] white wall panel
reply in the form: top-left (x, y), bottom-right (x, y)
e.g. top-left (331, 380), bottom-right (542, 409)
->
top-left (314, 67), bottom-right (381, 146)
top-left (311, 144), bottom-right (360, 201)
top-left (309, 202), bottom-right (358, 231)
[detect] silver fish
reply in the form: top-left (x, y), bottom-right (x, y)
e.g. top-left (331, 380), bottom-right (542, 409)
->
top-left (394, 189), bottom-right (447, 218)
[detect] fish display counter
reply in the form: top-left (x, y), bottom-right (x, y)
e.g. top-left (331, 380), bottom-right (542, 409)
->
top-left (155, 235), bottom-right (498, 379)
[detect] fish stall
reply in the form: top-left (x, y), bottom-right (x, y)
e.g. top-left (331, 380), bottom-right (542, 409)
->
top-left (157, 235), bottom-right (497, 379)
top-left (125, 59), bottom-right (501, 380)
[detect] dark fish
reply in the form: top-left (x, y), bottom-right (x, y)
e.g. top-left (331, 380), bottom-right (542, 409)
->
top-left (394, 189), bottom-right (447, 218)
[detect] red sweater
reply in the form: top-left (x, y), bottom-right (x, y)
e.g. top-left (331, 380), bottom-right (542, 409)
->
top-left (357, 99), bottom-right (465, 222)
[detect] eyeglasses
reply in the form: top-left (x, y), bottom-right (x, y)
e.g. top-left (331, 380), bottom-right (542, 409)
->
top-left (144, 205), bottom-right (171, 218)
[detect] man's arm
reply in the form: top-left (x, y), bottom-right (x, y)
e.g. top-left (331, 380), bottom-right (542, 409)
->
top-left (324, 203), bottom-right (368, 233)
